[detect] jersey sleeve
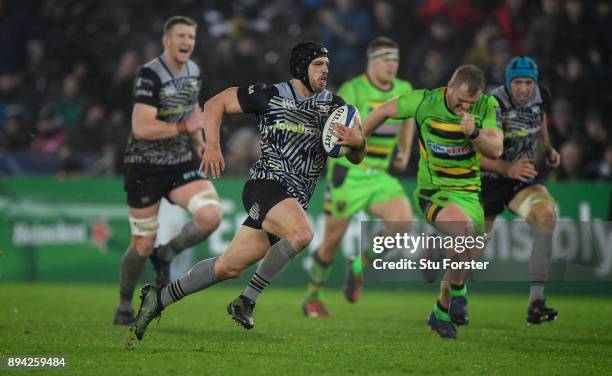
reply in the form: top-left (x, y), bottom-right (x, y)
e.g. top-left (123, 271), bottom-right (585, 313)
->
top-left (133, 67), bottom-right (161, 107)
top-left (197, 78), bottom-right (206, 109)
top-left (539, 84), bottom-right (552, 112)
top-left (399, 80), bottom-right (413, 95)
top-left (482, 95), bottom-right (503, 132)
top-left (236, 84), bottom-right (278, 114)
top-left (396, 90), bottom-right (424, 119)
top-left (332, 94), bottom-right (346, 107)
top-left (337, 81), bottom-right (356, 105)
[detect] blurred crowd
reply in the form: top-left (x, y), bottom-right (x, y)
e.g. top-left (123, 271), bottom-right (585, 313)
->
top-left (0, 0), bottom-right (610, 180)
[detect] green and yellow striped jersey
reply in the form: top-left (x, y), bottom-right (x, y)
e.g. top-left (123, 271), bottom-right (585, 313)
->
top-left (335, 75), bottom-right (413, 170)
top-left (396, 87), bottom-right (501, 191)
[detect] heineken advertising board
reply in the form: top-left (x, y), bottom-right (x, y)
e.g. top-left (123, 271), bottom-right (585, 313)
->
top-left (0, 177), bottom-right (610, 292)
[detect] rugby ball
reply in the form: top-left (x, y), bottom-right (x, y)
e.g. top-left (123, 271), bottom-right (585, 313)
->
top-left (322, 104), bottom-right (361, 158)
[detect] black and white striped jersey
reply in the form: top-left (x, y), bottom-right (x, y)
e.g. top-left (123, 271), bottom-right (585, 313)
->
top-left (483, 84), bottom-right (551, 179)
top-left (237, 81), bottom-right (345, 209)
top-left (124, 56), bottom-right (204, 166)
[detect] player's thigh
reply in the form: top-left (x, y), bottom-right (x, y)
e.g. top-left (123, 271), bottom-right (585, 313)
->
top-left (435, 204), bottom-right (474, 237)
top-left (508, 184), bottom-right (556, 230)
top-left (508, 184), bottom-right (553, 215)
top-left (262, 198), bottom-right (313, 249)
top-left (318, 215), bottom-right (352, 256)
top-left (369, 197), bottom-right (413, 234)
top-left (326, 170), bottom-right (370, 218)
top-left (216, 225), bottom-right (271, 278)
top-left (169, 179), bottom-right (221, 230)
top-left (168, 179), bottom-right (218, 208)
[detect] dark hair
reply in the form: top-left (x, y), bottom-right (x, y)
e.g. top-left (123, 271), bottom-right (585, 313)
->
top-left (163, 16), bottom-right (197, 35)
top-left (449, 65), bottom-right (485, 95)
top-left (367, 36), bottom-right (399, 55)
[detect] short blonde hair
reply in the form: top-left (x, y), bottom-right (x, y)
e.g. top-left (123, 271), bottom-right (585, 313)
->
top-left (163, 16), bottom-right (197, 35)
top-left (449, 65), bottom-right (485, 95)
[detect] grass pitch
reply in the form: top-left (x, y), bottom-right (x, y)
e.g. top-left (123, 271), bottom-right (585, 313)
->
top-left (1, 283), bottom-right (611, 375)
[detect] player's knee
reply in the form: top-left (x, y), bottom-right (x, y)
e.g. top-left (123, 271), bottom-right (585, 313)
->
top-left (193, 205), bottom-right (222, 234)
top-left (532, 207), bottom-right (556, 233)
top-left (131, 236), bottom-right (155, 256)
top-left (317, 243), bottom-right (338, 261)
top-left (215, 258), bottom-right (243, 280)
top-left (287, 227), bottom-right (313, 251)
top-left (188, 190), bottom-right (222, 233)
top-left (386, 220), bottom-right (412, 236)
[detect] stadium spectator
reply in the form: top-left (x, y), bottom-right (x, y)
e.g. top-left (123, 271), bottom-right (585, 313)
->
top-left (587, 146), bottom-right (612, 181)
top-left (485, 38), bottom-right (512, 87)
top-left (418, 0), bottom-right (483, 33)
top-left (65, 101), bottom-right (109, 154)
top-left (0, 1), bottom-right (609, 178)
top-left (30, 108), bottom-right (64, 156)
top-left (464, 21), bottom-right (501, 71)
top-left (523, 0), bottom-right (562, 67)
top-left (370, 0), bottom-right (415, 62)
top-left (406, 16), bottom-right (462, 85)
top-left (412, 49), bottom-right (448, 89)
top-left (494, 0), bottom-right (534, 54)
top-left (223, 127), bottom-right (261, 175)
top-left (554, 0), bottom-right (593, 62)
top-left (319, 0), bottom-right (371, 82)
top-left (557, 141), bottom-right (583, 181)
top-left (0, 106), bottom-right (30, 150)
top-left (48, 74), bottom-right (84, 130)
top-left (105, 49), bottom-right (141, 118)
top-left (580, 111), bottom-right (609, 165)
top-left (548, 98), bottom-right (576, 148)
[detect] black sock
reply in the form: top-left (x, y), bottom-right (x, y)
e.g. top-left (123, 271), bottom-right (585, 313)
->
top-left (118, 246), bottom-right (147, 311)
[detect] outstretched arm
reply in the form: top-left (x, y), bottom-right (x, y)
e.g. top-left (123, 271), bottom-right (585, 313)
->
top-left (393, 118), bottom-right (415, 171)
top-left (481, 156), bottom-right (538, 182)
top-left (538, 117), bottom-right (560, 167)
top-left (200, 87), bottom-right (244, 178)
top-left (362, 98), bottom-right (399, 137)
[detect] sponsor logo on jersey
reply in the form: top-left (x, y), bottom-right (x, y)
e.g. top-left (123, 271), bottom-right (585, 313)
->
top-left (159, 105), bottom-right (186, 116)
top-left (135, 89), bottom-right (153, 97)
top-left (504, 128), bottom-right (528, 139)
top-left (273, 120), bottom-right (320, 136)
top-left (317, 104), bottom-right (331, 113)
top-left (161, 85), bottom-right (177, 97)
top-left (282, 98), bottom-right (297, 110)
top-left (249, 202), bottom-right (260, 220)
top-left (182, 170), bottom-right (204, 180)
top-left (427, 141), bottom-right (473, 156)
top-left (136, 77), bottom-right (154, 88)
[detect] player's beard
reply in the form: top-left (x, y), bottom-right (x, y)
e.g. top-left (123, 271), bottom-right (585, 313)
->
top-left (310, 74), bottom-right (327, 93)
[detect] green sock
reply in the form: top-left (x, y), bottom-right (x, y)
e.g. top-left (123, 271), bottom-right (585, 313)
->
top-left (433, 301), bottom-right (450, 321)
top-left (305, 251), bottom-right (332, 300)
top-left (351, 254), bottom-right (363, 276)
top-left (449, 283), bottom-right (467, 298)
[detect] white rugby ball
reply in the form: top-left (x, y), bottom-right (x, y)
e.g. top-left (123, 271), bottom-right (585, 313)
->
top-left (322, 104), bottom-right (360, 158)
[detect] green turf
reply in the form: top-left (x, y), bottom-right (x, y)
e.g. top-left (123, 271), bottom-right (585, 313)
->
top-left (1, 283), bottom-right (611, 375)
